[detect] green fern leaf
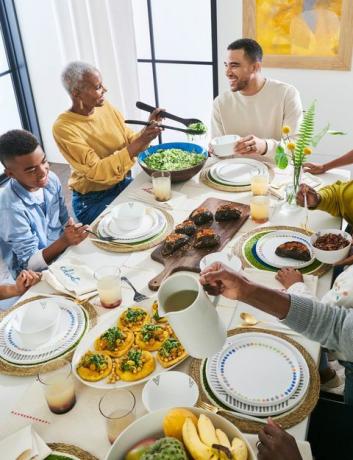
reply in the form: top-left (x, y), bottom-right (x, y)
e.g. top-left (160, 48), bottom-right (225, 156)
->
top-left (294, 100), bottom-right (316, 162)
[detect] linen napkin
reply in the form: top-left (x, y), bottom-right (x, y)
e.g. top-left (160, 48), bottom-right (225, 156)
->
top-left (0, 425), bottom-right (51, 460)
top-left (42, 257), bottom-right (96, 298)
top-left (125, 181), bottom-right (184, 210)
top-left (270, 171), bottom-right (322, 190)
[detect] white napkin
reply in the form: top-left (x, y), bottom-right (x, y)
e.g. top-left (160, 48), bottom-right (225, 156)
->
top-left (125, 181), bottom-right (184, 210)
top-left (243, 268), bottom-right (318, 296)
top-left (0, 425), bottom-right (51, 460)
top-left (42, 257), bottom-right (96, 298)
top-left (271, 171), bottom-right (322, 190)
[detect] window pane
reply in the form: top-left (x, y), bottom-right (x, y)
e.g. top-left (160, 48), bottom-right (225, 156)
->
top-left (0, 26), bottom-right (10, 73)
top-left (137, 62), bottom-right (155, 109)
top-left (132, 0), bottom-right (151, 59)
top-left (152, 0), bottom-right (212, 61)
top-left (0, 75), bottom-right (22, 134)
top-left (156, 63), bottom-right (213, 147)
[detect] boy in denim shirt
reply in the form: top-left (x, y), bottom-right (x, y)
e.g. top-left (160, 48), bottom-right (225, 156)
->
top-left (0, 129), bottom-right (89, 275)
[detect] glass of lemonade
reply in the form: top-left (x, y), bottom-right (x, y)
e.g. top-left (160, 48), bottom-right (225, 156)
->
top-left (250, 172), bottom-right (269, 196)
top-left (151, 171), bottom-right (171, 202)
top-left (38, 359), bottom-right (76, 414)
top-left (94, 266), bottom-right (122, 308)
top-left (99, 389), bottom-right (136, 444)
top-left (250, 195), bottom-right (270, 223)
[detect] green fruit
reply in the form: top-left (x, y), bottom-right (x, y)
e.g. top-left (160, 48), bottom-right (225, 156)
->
top-left (125, 439), bottom-right (157, 460)
top-left (141, 437), bottom-right (187, 460)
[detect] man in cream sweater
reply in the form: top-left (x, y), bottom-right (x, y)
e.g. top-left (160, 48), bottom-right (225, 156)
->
top-left (211, 38), bottom-right (303, 160)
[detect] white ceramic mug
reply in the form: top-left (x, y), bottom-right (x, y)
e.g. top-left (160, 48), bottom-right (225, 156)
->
top-left (157, 273), bottom-right (227, 358)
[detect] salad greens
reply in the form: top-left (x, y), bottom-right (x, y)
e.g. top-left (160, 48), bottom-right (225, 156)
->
top-left (144, 148), bottom-right (204, 171)
top-left (188, 122), bottom-right (207, 135)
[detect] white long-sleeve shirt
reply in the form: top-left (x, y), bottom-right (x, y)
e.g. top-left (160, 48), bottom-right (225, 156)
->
top-left (210, 78), bottom-right (303, 160)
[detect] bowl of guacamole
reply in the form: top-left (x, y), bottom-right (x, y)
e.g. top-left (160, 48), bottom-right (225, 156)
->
top-left (138, 142), bottom-right (208, 182)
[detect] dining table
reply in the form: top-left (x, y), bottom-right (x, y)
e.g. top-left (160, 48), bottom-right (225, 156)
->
top-left (0, 157), bottom-right (350, 460)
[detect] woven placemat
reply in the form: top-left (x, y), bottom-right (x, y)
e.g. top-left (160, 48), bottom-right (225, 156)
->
top-left (190, 327), bottom-right (320, 433)
top-left (90, 209), bottom-right (174, 253)
top-left (233, 225), bottom-right (330, 277)
top-left (0, 295), bottom-right (97, 376)
top-left (200, 162), bottom-right (274, 193)
top-left (48, 442), bottom-right (98, 460)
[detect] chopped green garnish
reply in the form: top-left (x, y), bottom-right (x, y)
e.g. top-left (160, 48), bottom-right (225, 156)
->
top-left (101, 327), bottom-right (125, 350)
top-left (140, 324), bottom-right (161, 342)
top-left (143, 149), bottom-right (204, 171)
top-left (125, 308), bottom-right (147, 322)
top-left (159, 338), bottom-right (181, 357)
top-left (121, 348), bottom-right (143, 371)
top-left (188, 122), bottom-right (207, 134)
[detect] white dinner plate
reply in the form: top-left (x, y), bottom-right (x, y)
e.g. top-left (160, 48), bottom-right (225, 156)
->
top-left (72, 299), bottom-right (188, 389)
top-left (204, 333), bottom-right (310, 416)
top-left (210, 159), bottom-right (267, 186)
top-left (217, 332), bottom-right (301, 406)
top-left (256, 231), bottom-right (314, 269)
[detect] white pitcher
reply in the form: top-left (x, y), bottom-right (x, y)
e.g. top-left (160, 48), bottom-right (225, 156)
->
top-left (157, 273), bottom-right (227, 358)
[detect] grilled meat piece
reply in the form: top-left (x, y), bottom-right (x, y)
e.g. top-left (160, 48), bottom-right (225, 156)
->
top-left (175, 220), bottom-right (197, 236)
top-left (189, 207), bottom-right (214, 226)
top-left (275, 241), bottom-right (311, 261)
top-left (162, 233), bottom-right (189, 256)
top-left (194, 228), bottom-right (220, 249)
top-left (215, 203), bottom-right (241, 222)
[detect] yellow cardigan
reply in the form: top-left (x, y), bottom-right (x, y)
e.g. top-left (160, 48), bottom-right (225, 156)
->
top-left (53, 100), bottom-right (139, 194)
top-left (317, 180), bottom-right (353, 226)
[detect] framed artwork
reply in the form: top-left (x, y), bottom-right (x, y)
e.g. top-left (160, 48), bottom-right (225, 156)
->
top-left (243, 0), bottom-right (353, 70)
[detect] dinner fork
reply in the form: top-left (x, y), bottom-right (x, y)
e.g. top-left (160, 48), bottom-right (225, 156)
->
top-left (85, 229), bottom-right (120, 242)
top-left (198, 401), bottom-right (267, 424)
top-left (121, 276), bottom-right (149, 302)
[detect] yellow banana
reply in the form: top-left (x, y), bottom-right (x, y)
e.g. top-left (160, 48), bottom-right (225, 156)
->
top-left (215, 429), bottom-right (231, 449)
top-left (182, 417), bottom-right (214, 460)
top-left (198, 414), bottom-right (219, 447)
top-left (231, 437), bottom-right (248, 460)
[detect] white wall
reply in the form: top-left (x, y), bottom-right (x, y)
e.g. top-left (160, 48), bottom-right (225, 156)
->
top-left (14, 0), bottom-right (140, 163)
top-left (217, 0), bottom-right (353, 163)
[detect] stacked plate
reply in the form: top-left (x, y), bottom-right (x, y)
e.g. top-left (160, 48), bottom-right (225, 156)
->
top-left (203, 332), bottom-right (310, 417)
top-left (0, 297), bottom-right (87, 366)
top-left (98, 204), bottom-right (166, 245)
top-left (208, 158), bottom-right (268, 189)
top-left (241, 229), bottom-right (322, 274)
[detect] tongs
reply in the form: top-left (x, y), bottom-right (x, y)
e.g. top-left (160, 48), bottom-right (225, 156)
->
top-left (124, 120), bottom-right (200, 135)
top-left (136, 101), bottom-right (202, 127)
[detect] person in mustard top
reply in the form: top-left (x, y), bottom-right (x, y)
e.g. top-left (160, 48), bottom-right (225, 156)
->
top-left (53, 61), bottom-right (163, 224)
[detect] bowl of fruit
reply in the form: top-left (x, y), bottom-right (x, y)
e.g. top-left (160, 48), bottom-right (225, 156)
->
top-left (105, 406), bottom-right (256, 460)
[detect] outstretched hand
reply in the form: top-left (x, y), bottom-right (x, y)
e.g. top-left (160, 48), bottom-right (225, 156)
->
top-left (303, 162), bottom-right (326, 175)
top-left (200, 262), bottom-right (248, 300)
top-left (257, 418), bottom-right (303, 460)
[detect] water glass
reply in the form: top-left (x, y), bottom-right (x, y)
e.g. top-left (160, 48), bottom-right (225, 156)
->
top-left (94, 266), bottom-right (122, 308)
top-left (250, 172), bottom-right (269, 196)
top-left (152, 171), bottom-right (171, 202)
top-left (38, 360), bottom-right (76, 414)
top-left (99, 389), bottom-right (136, 444)
top-left (250, 196), bottom-right (270, 223)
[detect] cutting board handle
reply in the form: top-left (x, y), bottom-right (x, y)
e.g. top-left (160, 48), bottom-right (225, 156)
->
top-left (148, 266), bottom-right (175, 291)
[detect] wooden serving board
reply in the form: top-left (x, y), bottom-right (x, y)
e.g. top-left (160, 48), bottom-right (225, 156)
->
top-left (148, 197), bottom-right (250, 290)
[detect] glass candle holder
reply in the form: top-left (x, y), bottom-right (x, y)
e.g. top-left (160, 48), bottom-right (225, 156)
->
top-left (250, 172), bottom-right (269, 196)
top-left (99, 389), bottom-right (136, 444)
top-left (94, 266), bottom-right (122, 308)
top-left (250, 196), bottom-right (270, 224)
top-left (151, 171), bottom-right (171, 202)
top-left (38, 359), bottom-right (76, 414)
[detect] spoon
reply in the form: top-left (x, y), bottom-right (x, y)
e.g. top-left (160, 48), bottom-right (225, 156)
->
top-left (240, 312), bottom-right (289, 329)
top-left (124, 120), bottom-right (200, 135)
top-left (136, 101), bottom-right (202, 127)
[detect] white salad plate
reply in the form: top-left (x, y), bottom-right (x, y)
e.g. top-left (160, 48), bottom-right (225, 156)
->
top-left (0, 298), bottom-right (87, 365)
top-left (204, 333), bottom-right (310, 417)
top-left (72, 299), bottom-right (188, 389)
top-left (217, 333), bottom-right (301, 407)
top-left (210, 159), bottom-right (267, 186)
top-left (256, 231), bottom-right (314, 269)
top-left (98, 207), bottom-right (166, 243)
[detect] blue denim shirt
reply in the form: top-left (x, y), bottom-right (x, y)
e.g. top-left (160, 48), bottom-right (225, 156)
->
top-left (0, 171), bottom-right (69, 276)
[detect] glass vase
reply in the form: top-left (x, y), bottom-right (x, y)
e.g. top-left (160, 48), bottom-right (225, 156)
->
top-left (282, 165), bottom-right (302, 213)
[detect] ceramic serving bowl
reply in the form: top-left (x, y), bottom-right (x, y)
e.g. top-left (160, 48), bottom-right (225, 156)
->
top-left (111, 202), bottom-right (145, 232)
top-left (138, 142), bottom-right (208, 183)
top-left (105, 406), bottom-right (256, 460)
top-left (210, 135), bottom-right (240, 158)
top-left (310, 228), bottom-right (352, 264)
top-left (11, 300), bottom-right (61, 349)
top-left (142, 371), bottom-right (199, 412)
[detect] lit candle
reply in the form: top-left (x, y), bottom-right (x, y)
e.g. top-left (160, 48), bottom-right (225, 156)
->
top-left (250, 196), bottom-right (270, 223)
top-left (251, 174), bottom-right (269, 196)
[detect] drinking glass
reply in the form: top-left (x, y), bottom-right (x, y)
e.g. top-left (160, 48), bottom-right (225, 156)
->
top-left (38, 359), bottom-right (76, 414)
top-left (250, 172), bottom-right (269, 196)
top-left (94, 266), bottom-right (122, 308)
top-left (151, 171), bottom-right (171, 202)
top-left (250, 196), bottom-right (270, 223)
top-left (99, 389), bottom-right (136, 444)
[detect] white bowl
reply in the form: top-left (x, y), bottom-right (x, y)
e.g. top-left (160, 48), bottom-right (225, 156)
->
top-left (11, 300), bottom-right (61, 349)
top-left (142, 371), bottom-right (199, 412)
top-left (200, 252), bottom-right (242, 272)
top-left (210, 135), bottom-right (240, 157)
top-left (111, 202), bottom-right (145, 232)
top-left (105, 406), bottom-right (256, 460)
top-left (310, 228), bottom-right (352, 264)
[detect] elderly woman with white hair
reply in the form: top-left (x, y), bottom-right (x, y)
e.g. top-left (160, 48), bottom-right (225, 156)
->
top-left (53, 61), bottom-right (163, 224)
